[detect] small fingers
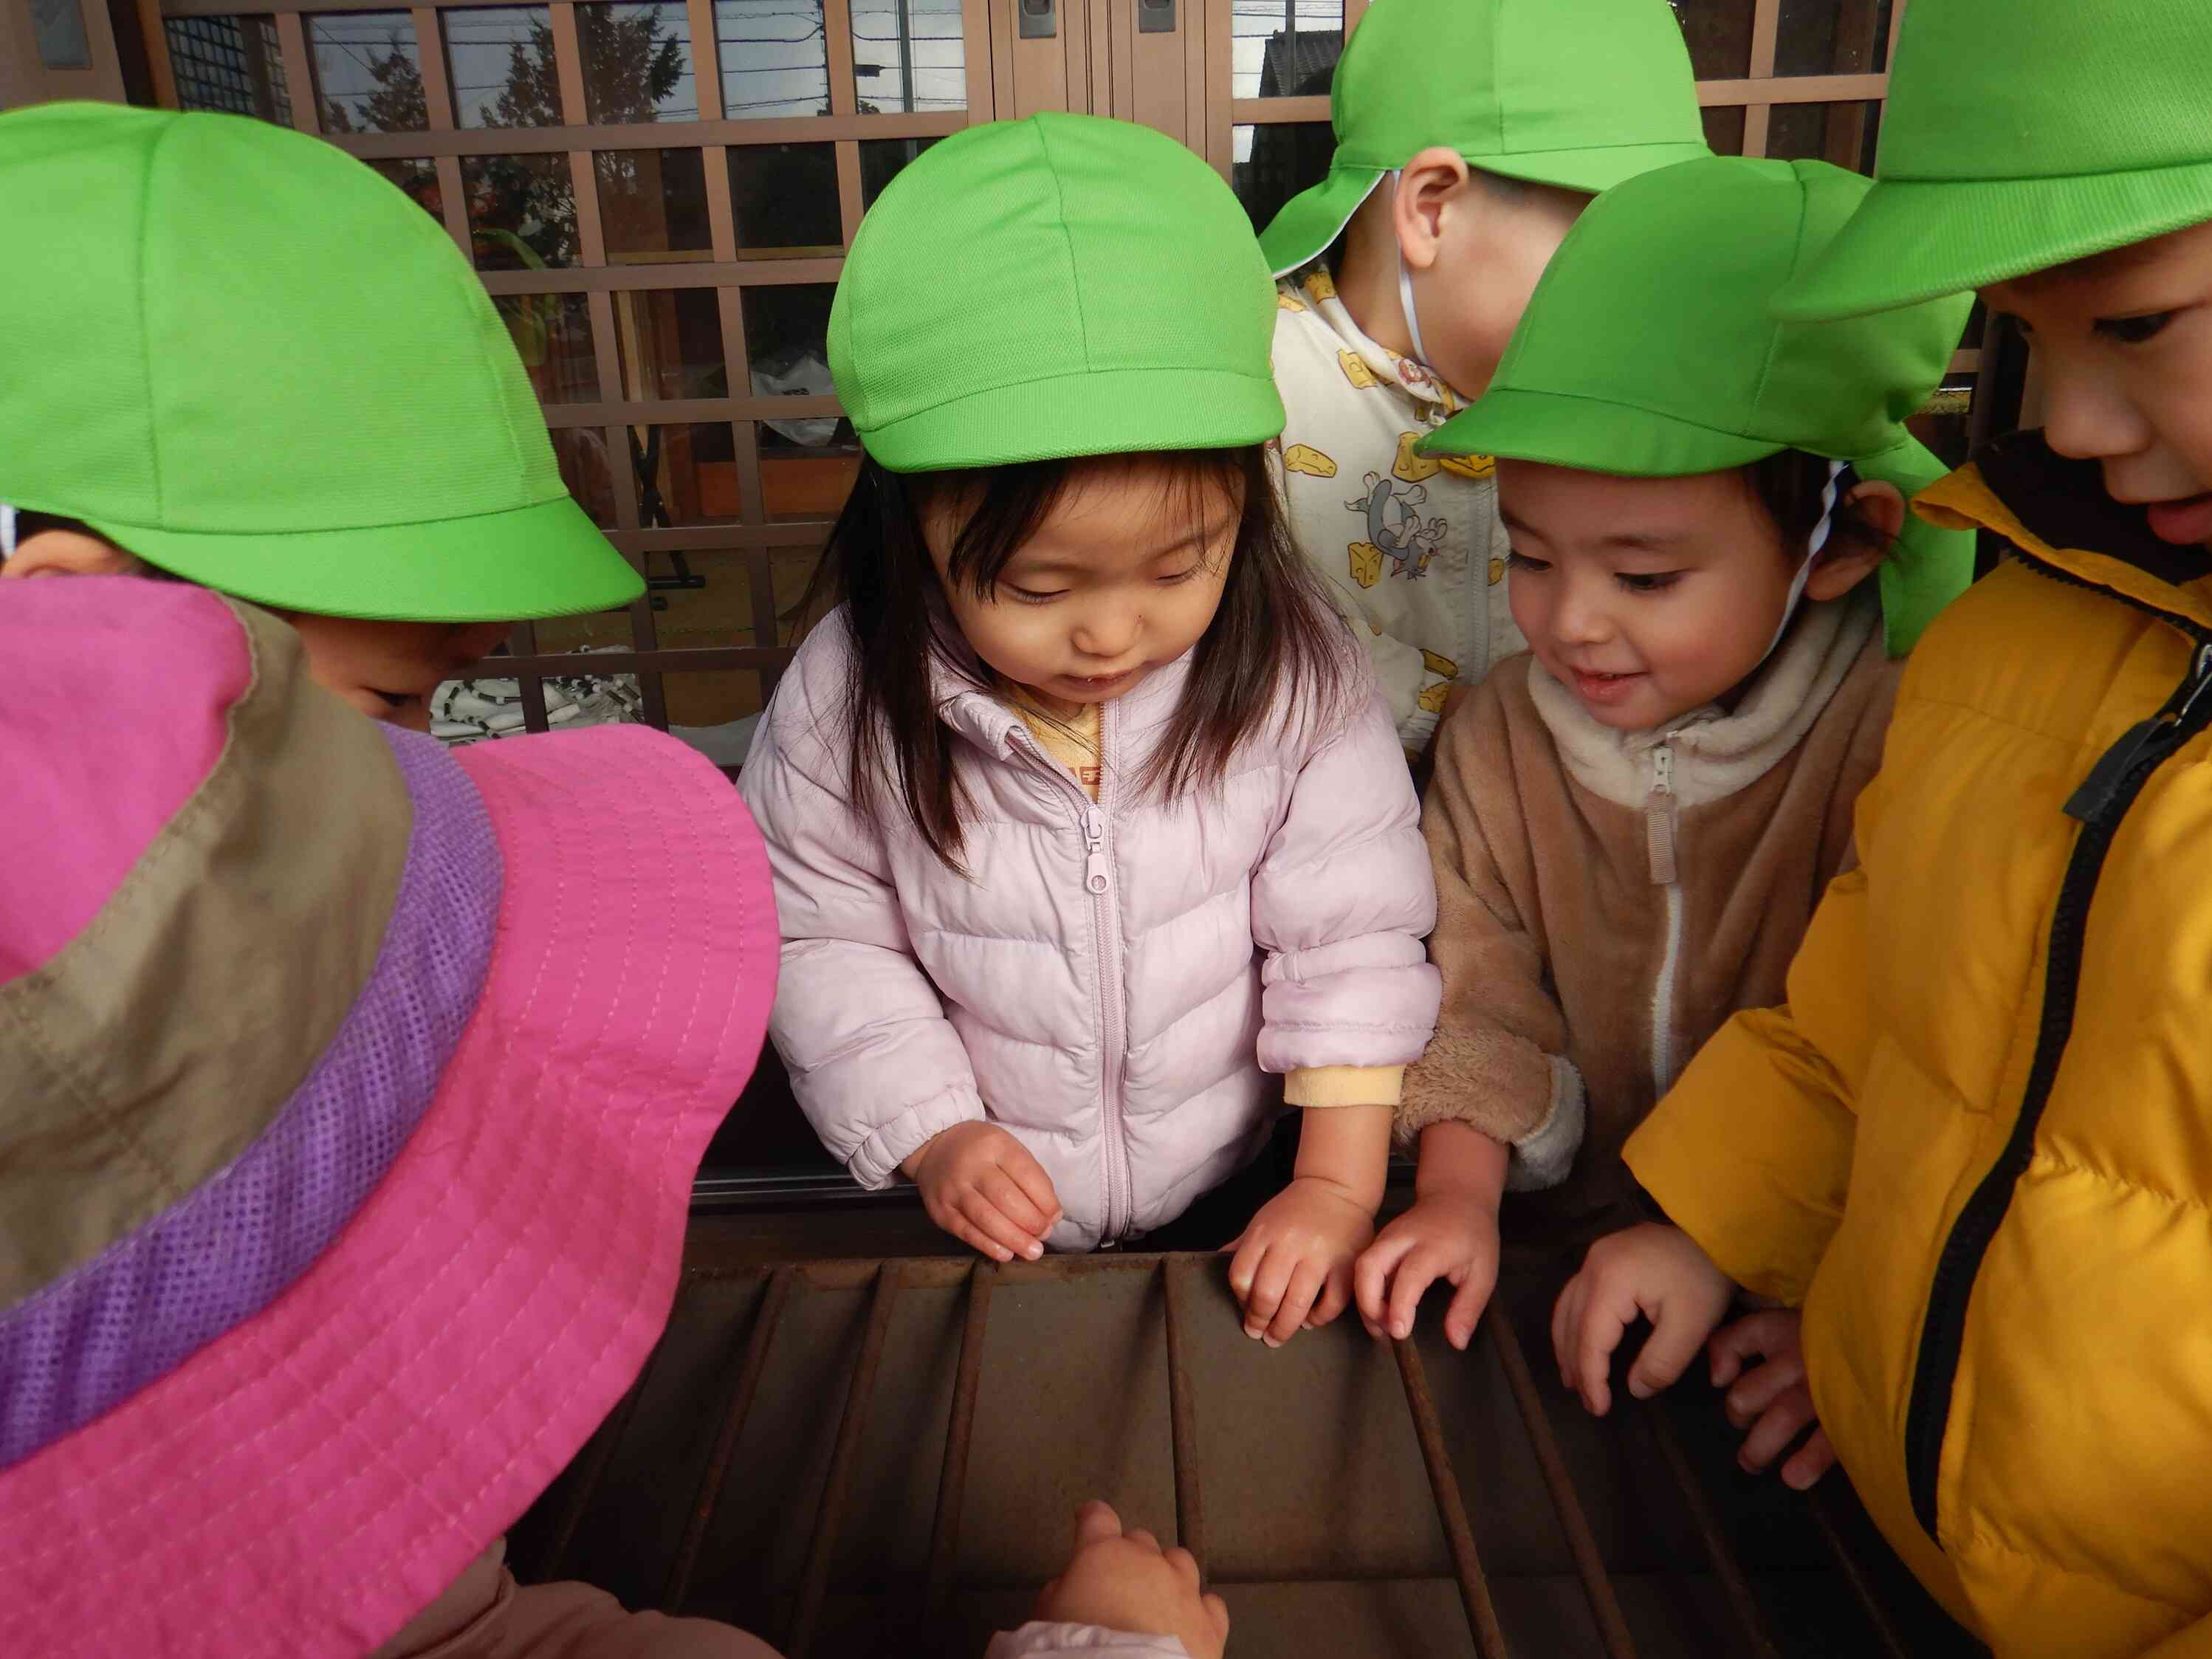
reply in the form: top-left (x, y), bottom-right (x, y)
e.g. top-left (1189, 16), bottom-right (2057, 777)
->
top-left (1443, 1255), bottom-right (1498, 1353)
top-left (997, 1136), bottom-right (1064, 1225)
top-left (1707, 1309), bottom-right (1795, 1388)
top-left (935, 1206), bottom-right (1016, 1264)
top-left (1243, 1247), bottom-right (1296, 1342)
top-left (1782, 1427), bottom-right (1837, 1491)
top-left (1738, 1386), bottom-right (1819, 1474)
top-left (1725, 1353), bottom-right (1808, 1427)
top-left (1551, 1274), bottom-right (1583, 1388)
top-left (1573, 1281), bottom-right (1638, 1416)
top-left (1626, 1301), bottom-right (1712, 1404)
top-left (1071, 1500), bottom-right (1123, 1550)
top-left (1266, 1258), bottom-right (1328, 1344)
top-left (1122, 1527), bottom-right (1164, 1556)
top-left (978, 1167), bottom-right (1053, 1241)
top-left (1355, 1232), bottom-right (1412, 1339)
top-left (956, 1191), bottom-right (1045, 1263)
top-left (1307, 1258), bottom-right (1353, 1330)
top-left (1163, 1545), bottom-right (1202, 1590)
top-left (1203, 1593), bottom-right (1232, 1641)
top-left (1386, 1246), bottom-right (1447, 1342)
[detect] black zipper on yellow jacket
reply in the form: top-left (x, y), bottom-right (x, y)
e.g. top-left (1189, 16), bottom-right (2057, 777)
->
top-left (1902, 433), bottom-right (2212, 1542)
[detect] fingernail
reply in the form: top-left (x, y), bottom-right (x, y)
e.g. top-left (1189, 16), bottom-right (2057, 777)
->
top-left (1628, 1378), bottom-right (1652, 1400)
top-left (1264, 1335), bottom-right (1282, 1350)
top-left (1023, 1240), bottom-right (1043, 1260)
top-left (1392, 1321), bottom-right (1410, 1339)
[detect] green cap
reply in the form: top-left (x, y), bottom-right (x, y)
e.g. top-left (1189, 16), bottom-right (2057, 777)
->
top-left (831, 113), bottom-right (1282, 472)
top-left (0, 103), bottom-right (639, 622)
top-left (1255, 0), bottom-right (1709, 278)
top-left (1423, 157), bottom-right (1974, 654)
top-left (1779, 0), bottom-right (2212, 319)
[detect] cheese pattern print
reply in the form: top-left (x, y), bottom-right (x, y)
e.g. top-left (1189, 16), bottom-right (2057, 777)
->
top-left (1271, 260), bottom-right (1525, 752)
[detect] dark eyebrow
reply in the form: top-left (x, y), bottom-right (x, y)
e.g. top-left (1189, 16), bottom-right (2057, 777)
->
top-left (1497, 506), bottom-right (1682, 553)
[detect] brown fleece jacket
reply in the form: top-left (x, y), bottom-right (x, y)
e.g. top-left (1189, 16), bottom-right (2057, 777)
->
top-left (1401, 591), bottom-right (1900, 1231)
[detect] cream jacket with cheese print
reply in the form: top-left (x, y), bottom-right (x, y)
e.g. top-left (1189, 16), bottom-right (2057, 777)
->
top-left (1270, 261), bottom-right (1522, 756)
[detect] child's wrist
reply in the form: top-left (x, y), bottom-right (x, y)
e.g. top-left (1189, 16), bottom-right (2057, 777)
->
top-left (1413, 1119), bottom-right (1510, 1205)
top-left (1288, 1170), bottom-right (1383, 1219)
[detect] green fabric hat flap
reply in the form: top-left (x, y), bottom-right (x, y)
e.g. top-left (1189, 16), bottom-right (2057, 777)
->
top-left (1779, 0), bottom-right (2212, 320)
top-left (1256, 0), bottom-right (1709, 278)
top-left (1423, 157), bottom-right (1974, 655)
top-left (831, 113), bottom-right (1282, 472)
top-left (0, 103), bottom-right (640, 622)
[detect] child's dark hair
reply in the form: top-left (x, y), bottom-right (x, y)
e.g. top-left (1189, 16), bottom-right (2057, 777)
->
top-left (803, 445), bottom-right (1354, 871)
top-left (1747, 449), bottom-right (1895, 560)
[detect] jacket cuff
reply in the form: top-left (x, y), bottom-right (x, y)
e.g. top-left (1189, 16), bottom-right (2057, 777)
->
top-left (847, 1087), bottom-right (988, 1189)
top-left (983, 1624), bottom-right (1191, 1658)
top-left (1285, 1064), bottom-right (1404, 1107)
top-left (1502, 1057), bottom-right (1586, 1193)
top-left (1393, 1027), bottom-right (1556, 1150)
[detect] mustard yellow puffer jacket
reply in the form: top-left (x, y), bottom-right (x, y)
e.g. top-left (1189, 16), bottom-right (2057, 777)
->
top-left (1626, 433), bottom-right (2212, 1659)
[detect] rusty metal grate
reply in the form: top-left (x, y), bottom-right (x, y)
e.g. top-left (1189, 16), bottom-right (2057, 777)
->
top-left (514, 1249), bottom-right (1984, 1658)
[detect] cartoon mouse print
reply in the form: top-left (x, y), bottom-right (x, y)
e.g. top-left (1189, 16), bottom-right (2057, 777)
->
top-left (1347, 472), bottom-right (1449, 585)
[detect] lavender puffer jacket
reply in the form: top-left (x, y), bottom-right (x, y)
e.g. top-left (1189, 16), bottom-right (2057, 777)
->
top-left (738, 611), bottom-right (1440, 1251)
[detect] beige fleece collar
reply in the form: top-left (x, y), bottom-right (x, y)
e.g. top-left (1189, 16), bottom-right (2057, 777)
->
top-left (1527, 588), bottom-right (1880, 811)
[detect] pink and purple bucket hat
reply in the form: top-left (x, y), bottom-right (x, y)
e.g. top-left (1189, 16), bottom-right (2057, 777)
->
top-left (0, 577), bottom-right (777, 1656)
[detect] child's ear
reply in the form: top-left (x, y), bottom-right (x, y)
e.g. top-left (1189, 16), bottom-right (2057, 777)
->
top-left (1392, 146), bottom-right (1472, 272)
top-left (0, 528), bottom-right (140, 580)
top-left (1805, 478), bottom-right (1906, 602)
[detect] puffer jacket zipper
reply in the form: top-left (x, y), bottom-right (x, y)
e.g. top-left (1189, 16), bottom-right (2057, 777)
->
top-left (1005, 704), bottom-right (1133, 1241)
top-left (1902, 560), bottom-right (2212, 1543)
top-left (1644, 741), bottom-right (1685, 1098)
top-left (1090, 703), bottom-right (1132, 1240)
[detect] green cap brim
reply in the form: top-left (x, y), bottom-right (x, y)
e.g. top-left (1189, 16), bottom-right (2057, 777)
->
top-left (1259, 165), bottom-right (1387, 278)
top-left (859, 366), bottom-right (1285, 472)
top-left (87, 493), bottom-right (644, 622)
top-left (1258, 140), bottom-right (1711, 278)
top-left (1419, 387), bottom-right (1779, 476)
top-left (1776, 159), bottom-right (2212, 320)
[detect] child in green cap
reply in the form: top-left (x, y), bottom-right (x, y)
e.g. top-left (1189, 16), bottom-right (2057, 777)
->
top-left (0, 101), bottom-right (643, 727)
top-left (741, 112), bottom-right (1442, 1347)
top-left (1345, 155), bottom-right (1972, 1491)
top-left (1556, 4), bottom-right (2212, 1654)
top-left (1262, 0), bottom-right (1707, 760)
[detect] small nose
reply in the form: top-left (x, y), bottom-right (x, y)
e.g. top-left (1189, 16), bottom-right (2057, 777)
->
top-left (1551, 574), bottom-right (1614, 647)
top-left (1071, 602), bottom-right (1139, 660)
top-left (2041, 353), bottom-right (2151, 464)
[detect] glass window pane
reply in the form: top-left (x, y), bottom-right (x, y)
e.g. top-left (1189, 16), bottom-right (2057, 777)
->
top-left (859, 136), bottom-right (937, 209)
top-left (850, 0), bottom-right (965, 113)
top-left (758, 422), bottom-right (859, 523)
top-left (1776, 0), bottom-right (1891, 75)
top-left (609, 289), bottom-right (726, 401)
top-left (1232, 121), bottom-right (1333, 236)
top-left (165, 15), bottom-right (292, 124)
top-left (1765, 100), bottom-right (1881, 172)
top-left (1670, 0), bottom-right (1754, 80)
top-left (32, 0), bottom-right (92, 69)
top-left (369, 157), bottom-right (444, 218)
top-left (550, 425), bottom-right (619, 525)
top-left (447, 5), bottom-right (560, 128)
top-left (597, 148), bottom-right (713, 262)
top-left (716, 0), bottom-right (829, 119)
top-left (310, 12), bottom-right (428, 131)
top-left (731, 142), bottom-right (841, 253)
top-left (741, 284), bottom-right (836, 383)
top-left (1232, 0), bottom-right (1340, 100)
top-left (578, 1), bottom-right (701, 123)
top-left (1700, 104), bottom-right (1745, 157)
top-left (633, 423), bottom-right (741, 526)
top-left (462, 153), bottom-right (580, 268)
top-left (501, 293), bottom-right (602, 405)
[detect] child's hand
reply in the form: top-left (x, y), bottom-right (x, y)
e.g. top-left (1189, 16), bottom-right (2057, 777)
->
top-left (1031, 1501), bottom-right (1229, 1659)
top-left (1354, 1189), bottom-right (1501, 1350)
top-left (901, 1122), bottom-right (1062, 1263)
top-left (1550, 1223), bottom-right (1734, 1416)
top-left (1708, 1309), bottom-right (1836, 1491)
top-left (1225, 1175), bottom-right (1375, 1345)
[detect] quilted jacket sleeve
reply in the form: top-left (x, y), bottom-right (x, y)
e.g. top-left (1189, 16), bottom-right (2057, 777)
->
top-left (736, 625), bottom-right (986, 1189)
top-left (1622, 772), bottom-right (1883, 1305)
top-left (1249, 666), bottom-right (1441, 1075)
top-left (981, 1625), bottom-right (1189, 1658)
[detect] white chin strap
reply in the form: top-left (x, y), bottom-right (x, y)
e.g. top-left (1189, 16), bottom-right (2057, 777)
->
top-left (1392, 171), bottom-right (1433, 367)
top-left (0, 504), bottom-right (17, 562)
top-left (1756, 458), bottom-right (1858, 668)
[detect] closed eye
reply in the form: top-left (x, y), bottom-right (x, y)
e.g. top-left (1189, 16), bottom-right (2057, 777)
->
top-left (1504, 549), bottom-right (1550, 574)
top-left (2095, 310), bottom-right (2178, 345)
top-left (1001, 584), bottom-right (1068, 605)
top-left (1615, 571), bottom-right (1683, 594)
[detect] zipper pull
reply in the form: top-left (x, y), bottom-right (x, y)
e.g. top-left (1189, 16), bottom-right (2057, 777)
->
top-left (2064, 643), bottom-right (2212, 825)
top-left (1645, 745), bottom-right (1677, 886)
top-left (1084, 806), bottom-right (1109, 895)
